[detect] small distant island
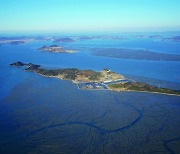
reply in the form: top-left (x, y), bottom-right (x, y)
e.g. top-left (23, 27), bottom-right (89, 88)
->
top-left (77, 35), bottom-right (125, 41)
top-left (0, 40), bottom-right (26, 45)
top-left (10, 61), bottom-right (180, 96)
top-left (37, 45), bottom-right (76, 53)
top-left (163, 36), bottom-right (180, 42)
top-left (53, 37), bottom-right (75, 43)
top-left (78, 36), bottom-right (94, 40)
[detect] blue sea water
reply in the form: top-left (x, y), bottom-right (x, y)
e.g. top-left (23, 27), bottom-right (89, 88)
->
top-left (0, 35), bottom-right (180, 153)
top-left (0, 37), bottom-right (180, 100)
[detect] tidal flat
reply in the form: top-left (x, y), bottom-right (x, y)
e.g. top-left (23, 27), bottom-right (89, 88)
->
top-left (0, 75), bottom-right (179, 153)
top-left (0, 35), bottom-right (180, 153)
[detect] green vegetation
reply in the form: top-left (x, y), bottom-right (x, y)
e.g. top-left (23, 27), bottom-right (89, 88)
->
top-left (36, 68), bottom-right (102, 81)
top-left (108, 82), bottom-right (180, 95)
top-left (36, 69), bottom-right (60, 76)
top-left (36, 68), bottom-right (79, 80)
top-left (81, 70), bottom-right (101, 80)
top-left (10, 61), bottom-right (180, 95)
top-left (10, 62), bottom-right (102, 81)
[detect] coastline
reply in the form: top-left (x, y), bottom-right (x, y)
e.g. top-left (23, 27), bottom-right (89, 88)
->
top-left (108, 89), bottom-right (180, 96)
top-left (26, 70), bottom-right (180, 96)
top-left (10, 61), bottom-right (180, 97)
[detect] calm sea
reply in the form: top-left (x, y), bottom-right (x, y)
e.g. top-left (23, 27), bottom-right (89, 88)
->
top-left (0, 35), bottom-right (180, 153)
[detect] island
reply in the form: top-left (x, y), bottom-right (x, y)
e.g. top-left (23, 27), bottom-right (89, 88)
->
top-left (163, 36), bottom-right (180, 42)
top-left (0, 40), bottom-right (26, 45)
top-left (10, 61), bottom-right (180, 95)
top-left (53, 37), bottom-right (75, 43)
top-left (37, 45), bottom-right (76, 53)
top-left (77, 35), bottom-right (125, 40)
top-left (92, 48), bottom-right (180, 61)
top-left (10, 61), bottom-right (41, 69)
top-left (0, 36), bottom-right (53, 45)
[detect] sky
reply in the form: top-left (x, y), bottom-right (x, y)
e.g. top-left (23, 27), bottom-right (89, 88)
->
top-left (0, 0), bottom-right (180, 33)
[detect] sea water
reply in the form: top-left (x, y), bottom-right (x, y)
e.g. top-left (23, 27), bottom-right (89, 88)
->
top-left (0, 35), bottom-right (180, 153)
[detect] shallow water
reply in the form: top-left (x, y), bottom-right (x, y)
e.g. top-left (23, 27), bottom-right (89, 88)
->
top-left (0, 36), bottom-right (180, 153)
top-left (0, 76), bottom-right (179, 153)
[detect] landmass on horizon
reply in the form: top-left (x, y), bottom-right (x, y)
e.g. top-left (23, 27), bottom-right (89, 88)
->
top-left (92, 48), bottom-right (180, 61)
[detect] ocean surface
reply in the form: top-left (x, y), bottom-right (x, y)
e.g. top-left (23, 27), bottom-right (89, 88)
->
top-left (0, 34), bottom-right (180, 153)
